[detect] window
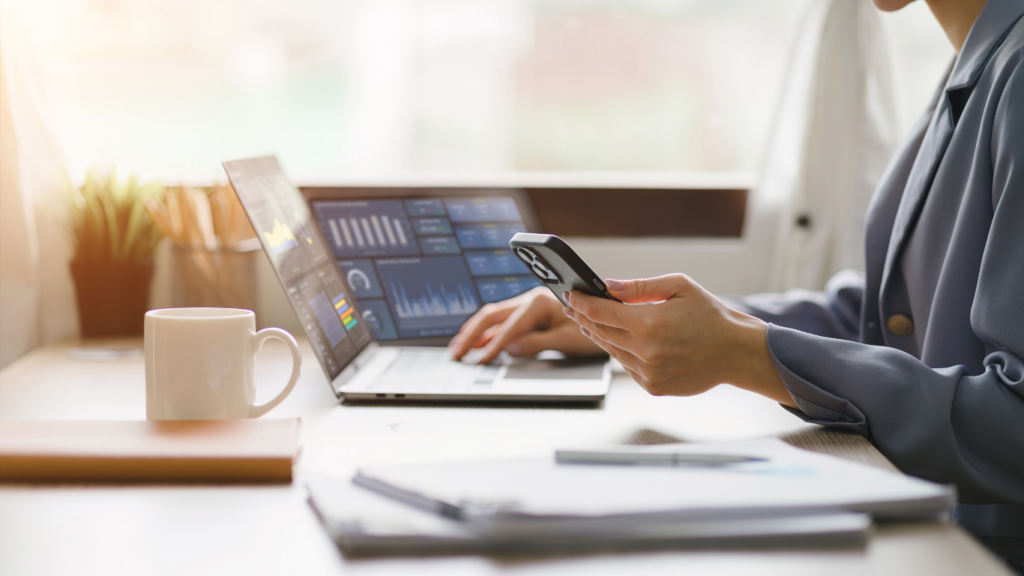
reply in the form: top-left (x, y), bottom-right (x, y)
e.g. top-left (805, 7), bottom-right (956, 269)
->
top-left (23, 0), bottom-right (949, 182)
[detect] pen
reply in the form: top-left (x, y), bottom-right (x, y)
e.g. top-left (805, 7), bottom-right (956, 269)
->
top-left (555, 450), bottom-right (766, 467)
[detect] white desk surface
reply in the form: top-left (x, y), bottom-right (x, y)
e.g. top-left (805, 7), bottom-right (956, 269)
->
top-left (0, 338), bottom-right (1010, 576)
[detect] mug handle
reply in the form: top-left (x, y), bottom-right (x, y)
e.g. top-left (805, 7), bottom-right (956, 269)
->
top-left (249, 327), bottom-right (303, 418)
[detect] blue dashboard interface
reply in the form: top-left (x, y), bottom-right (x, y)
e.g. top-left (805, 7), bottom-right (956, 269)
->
top-left (311, 196), bottom-right (541, 340)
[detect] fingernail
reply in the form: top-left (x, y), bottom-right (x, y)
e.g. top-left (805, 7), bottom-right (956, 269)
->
top-left (563, 291), bottom-right (572, 304)
top-left (563, 307), bottom-right (574, 319)
top-left (580, 326), bottom-right (591, 337)
top-left (605, 278), bottom-right (624, 291)
top-left (506, 343), bottom-right (522, 356)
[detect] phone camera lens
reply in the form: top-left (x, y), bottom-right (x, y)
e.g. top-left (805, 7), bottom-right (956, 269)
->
top-left (532, 261), bottom-right (561, 284)
top-left (515, 247), bottom-right (536, 263)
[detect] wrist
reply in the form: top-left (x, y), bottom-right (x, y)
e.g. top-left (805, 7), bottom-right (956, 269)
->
top-left (727, 314), bottom-right (796, 408)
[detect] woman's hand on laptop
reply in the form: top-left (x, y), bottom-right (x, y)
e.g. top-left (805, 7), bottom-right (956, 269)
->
top-left (449, 287), bottom-right (602, 364)
top-left (562, 274), bottom-right (796, 408)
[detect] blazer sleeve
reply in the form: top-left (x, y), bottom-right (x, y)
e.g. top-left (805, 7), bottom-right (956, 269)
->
top-left (766, 63), bottom-right (1024, 506)
top-left (724, 269), bottom-right (864, 341)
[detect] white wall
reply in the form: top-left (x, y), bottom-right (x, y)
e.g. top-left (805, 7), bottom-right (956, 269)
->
top-left (569, 238), bottom-right (751, 296)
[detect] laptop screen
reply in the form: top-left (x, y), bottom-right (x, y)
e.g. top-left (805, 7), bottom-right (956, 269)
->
top-left (308, 194), bottom-right (543, 342)
top-left (223, 157), bottom-right (374, 382)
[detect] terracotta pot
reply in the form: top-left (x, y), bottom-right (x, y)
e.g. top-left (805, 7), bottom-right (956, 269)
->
top-left (69, 260), bottom-right (154, 337)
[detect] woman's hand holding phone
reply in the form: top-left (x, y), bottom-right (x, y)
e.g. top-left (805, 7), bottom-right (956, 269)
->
top-left (448, 287), bottom-right (602, 364)
top-left (563, 274), bottom-right (795, 408)
top-left (450, 272), bottom-right (796, 409)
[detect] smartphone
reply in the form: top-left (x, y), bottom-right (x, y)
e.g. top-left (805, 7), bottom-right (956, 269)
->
top-left (509, 233), bottom-right (619, 306)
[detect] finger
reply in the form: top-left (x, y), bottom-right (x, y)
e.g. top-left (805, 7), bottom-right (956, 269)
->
top-left (452, 301), bottom-right (516, 345)
top-left (583, 326), bottom-right (646, 375)
top-left (568, 309), bottom-right (635, 352)
top-left (470, 324), bottom-right (503, 349)
top-left (621, 364), bottom-right (643, 386)
top-left (449, 303), bottom-right (517, 360)
top-left (603, 274), bottom-right (693, 304)
top-left (506, 328), bottom-right (563, 357)
top-left (564, 291), bottom-right (629, 329)
top-left (510, 324), bottom-right (599, 357)
top-left (476, 299), bottom-right (548, 364)
top-left (583, 327), bottom-right (647, 386)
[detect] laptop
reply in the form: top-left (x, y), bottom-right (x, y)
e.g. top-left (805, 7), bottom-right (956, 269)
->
top-left (223, 156), bottom-right (610, 402)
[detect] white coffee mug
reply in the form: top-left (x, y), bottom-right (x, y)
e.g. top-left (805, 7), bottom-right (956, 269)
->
top-left (145, 308), bottom-right (302, 420)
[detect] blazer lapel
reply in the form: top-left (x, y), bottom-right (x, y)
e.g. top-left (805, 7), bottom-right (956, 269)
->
top-left (878, 97), bottom-right (954, 300)
top-left (872, 0), bottom-right (1024, 303)
top-left (879, 1), bottom-right (1024, 300)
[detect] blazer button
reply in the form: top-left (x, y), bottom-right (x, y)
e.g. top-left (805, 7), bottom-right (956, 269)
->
top-left (886, 314), bottom-right (914, 336)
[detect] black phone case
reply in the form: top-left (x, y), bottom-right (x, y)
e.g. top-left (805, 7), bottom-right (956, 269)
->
top-left (509, 233), bottom-right (619, 306)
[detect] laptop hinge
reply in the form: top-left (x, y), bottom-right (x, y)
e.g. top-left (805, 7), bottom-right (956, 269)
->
top-left (331, 342), bottom-right (379, 395)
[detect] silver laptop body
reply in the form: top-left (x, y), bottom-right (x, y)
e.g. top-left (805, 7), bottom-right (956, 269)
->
top-left (224, 156), bottom-right (609, 403)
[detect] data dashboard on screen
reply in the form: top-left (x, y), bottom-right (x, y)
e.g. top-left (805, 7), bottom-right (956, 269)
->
top-left (310, 196), bottom-right (542, 341)
top-left (223, 157), bottom-right (373, 381)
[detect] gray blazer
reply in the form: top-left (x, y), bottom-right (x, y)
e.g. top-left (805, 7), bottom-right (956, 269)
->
top-left (732, 0), bottom-right (1024, 540)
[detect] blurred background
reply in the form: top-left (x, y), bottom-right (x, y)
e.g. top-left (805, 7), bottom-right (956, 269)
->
top-left (21, 0), bottom-right (949, 181)
top-left (2, 0), bottom-right (953, 367)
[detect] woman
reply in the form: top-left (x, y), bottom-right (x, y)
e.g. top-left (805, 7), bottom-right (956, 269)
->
top-left (450, 0), bottom-right (1024, 567)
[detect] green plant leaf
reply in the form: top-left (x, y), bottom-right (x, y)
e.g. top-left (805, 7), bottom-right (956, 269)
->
top-left (67, 168), bottom-right (165, 264)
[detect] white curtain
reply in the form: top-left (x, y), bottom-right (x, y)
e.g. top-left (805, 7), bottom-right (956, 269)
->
top-left (744, 0), bottom-right (899, 293)
top-left (0, 0), bottom-right (77, 369)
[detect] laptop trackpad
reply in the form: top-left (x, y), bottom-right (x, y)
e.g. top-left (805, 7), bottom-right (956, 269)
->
top-left (504, 358), bottom-right (605, 380)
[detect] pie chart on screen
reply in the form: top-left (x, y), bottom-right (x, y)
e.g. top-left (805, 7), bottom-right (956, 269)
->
top-left (347, 269), bottom-right (371, 292)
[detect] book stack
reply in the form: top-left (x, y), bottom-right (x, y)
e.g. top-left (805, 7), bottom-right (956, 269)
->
top-left (306, 438), bottom-right (954, 556)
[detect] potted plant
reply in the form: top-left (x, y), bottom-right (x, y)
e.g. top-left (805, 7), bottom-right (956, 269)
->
top-left (67, 170), bottom-right (164, 337)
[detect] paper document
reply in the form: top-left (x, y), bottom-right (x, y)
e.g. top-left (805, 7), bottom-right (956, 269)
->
top-left (354, 438), bottom-right (953, 537)
top-left (306, 476), bottom-right (871, 555)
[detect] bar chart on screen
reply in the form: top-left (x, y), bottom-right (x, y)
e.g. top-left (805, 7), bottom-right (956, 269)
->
top-left (386, 277), bottom-right (478, 319)
top-left (315, 267), bottom-right (361, 333)
top-left (376, 256), bottom-right (481, 338)
top-left (335, 294), bottom-right (358, 330)
top-left (309, 291), bottom-right (348, 346)
top-left (314, 200), bottom-right (419, 258)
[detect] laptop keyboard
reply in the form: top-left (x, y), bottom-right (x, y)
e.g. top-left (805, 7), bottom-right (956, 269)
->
top-left (366, 349), bottom-right (501, 392)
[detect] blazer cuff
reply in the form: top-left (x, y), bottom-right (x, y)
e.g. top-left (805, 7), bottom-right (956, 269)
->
top-left (765, 323), bottom-right (870, 437)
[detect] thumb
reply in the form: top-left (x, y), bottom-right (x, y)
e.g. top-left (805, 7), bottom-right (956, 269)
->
top-left (604, 274), bottom-right (691, 304)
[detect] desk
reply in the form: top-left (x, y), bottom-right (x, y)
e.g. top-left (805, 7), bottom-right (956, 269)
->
top-left (0, 338), bottom-right (1010, 576)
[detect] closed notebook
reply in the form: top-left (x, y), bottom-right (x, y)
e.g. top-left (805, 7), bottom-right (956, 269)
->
top-left (0, 419), bottom-right (301, 483)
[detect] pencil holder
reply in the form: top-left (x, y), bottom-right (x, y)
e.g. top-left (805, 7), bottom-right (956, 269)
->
top-left (171, 240), bottom-right (260, 310)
